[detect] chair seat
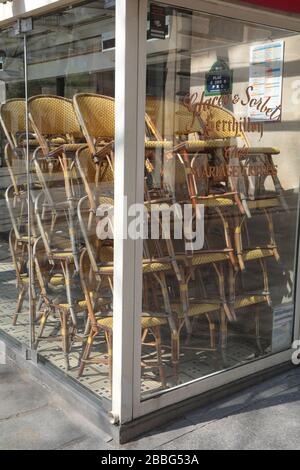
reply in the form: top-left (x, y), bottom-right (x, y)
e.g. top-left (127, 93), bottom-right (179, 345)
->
top-left (97, 260), bottom-right (173, 275)
top-left (97, 315), bottom-right (167, 330)
top-left (198, 197), bottom-right (235, 207)
top-left (78, 296), bottom-right (111, 309)
top-left (142, 261), bottom-right (172, 273)
top-left (62, 143), bottom-right (86, 153)
top-left (20, 274), bottom-right (30, 284)
top-left (242, 248), bottom-right (275, 261)
top-left (49, 273), bottom-right (65, 286)
top-left (184, 139), bottom-right (232, 151)
top-left (145, 140), bottom-right (173, 150)
top-left (171, 302), bottom-right (220, 318)
top-left (234, 295), bottom-right (266, 310)
top-left (247, 198), bottom-right (279, 210)
top-left (176, 251), bottom-right (230, 266)
top-left (51, 250), bottom-right (75, 260)
top-left (241, 146), bottom-right (280, 155)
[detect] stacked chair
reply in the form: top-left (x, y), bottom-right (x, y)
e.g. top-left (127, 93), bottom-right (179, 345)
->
top-left (167, 100), bottom-right (283, 362)
top-left (0, 100), bottom-right (39, 332)
top-left (0, 90), bottom-right (287, 392)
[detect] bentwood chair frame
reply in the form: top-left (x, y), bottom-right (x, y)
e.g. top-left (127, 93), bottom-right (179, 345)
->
top-left (0, 98), bottom-right (38, 194)
top-left (77, 189), bottom-right (183, 374)
top-left (192, 104), bottom-right (282, 266)
top-left (143, 201), bottom-right (230, 369)
top-left (5, 183), bottom-right (39, 326)
top-left (0, 99), bottom-right (40, 329)
top-left (191, 104), bottom-right (279, 360)
top-left (73, 93), bottom-right (115, 171)
top-left (151, 101), bottom-right (242, 270)
top-left (28, 94), bottom-right (86, 271)
top-left (79, 248), bottom-right (167, 388)
top-left (146, 98), bottom-right (274, 361)
top-left (33, 236), bottom-right (87, 369)
top-left (73, 93), bottom-right (173, 206)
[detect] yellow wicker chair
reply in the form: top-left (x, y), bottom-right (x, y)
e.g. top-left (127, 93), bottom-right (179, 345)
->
top-left (5, 183), bottom-right (39, 326)
top-left (73, 93), bottom-right (115, 172)
top-left (0, 98), bottom-right (37, 194)
top-left (33, 237), bottom-right (87, 370)
top-left (73, 93), bottom-right (173, 195)
top-left (28, 95), bottom-right (87, 274)
top-left (78, 248), bottom-right (167, 388)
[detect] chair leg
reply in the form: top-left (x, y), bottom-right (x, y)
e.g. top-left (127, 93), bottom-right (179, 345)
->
top-left (106, 331), bottom-right (113, 387)
top-left (220, 307), bottom-right (229, 368)
top-left (234, 213), bottom-right (246, 271)
top-left (263, 209), bottom-right (280, 262)
top-left (78, 329), bottom-right (96, 378)
top-left (12, 287), bottom-right (26, 326)
top-left (60, 310), bottom-right (70, 370)
top-left (34, 308), bottom-right (50, 349)
top-left (152, 326), bottom-right (166, 388)
top-left (63, 260), bottom-right (77, 327)
top-left (206, 314), bottom-right (217, 350)
top-left (171, 329), bottom-right (180, 383)
top-left (215, 206), bottom-right (238, 270)
top-left (259, 258), bottom-right (272, 307)
top-left (255, 304), bottom-right (263, 355)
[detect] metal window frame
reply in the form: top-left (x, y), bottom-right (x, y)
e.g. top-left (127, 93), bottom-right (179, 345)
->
top-left (1, 0), bottom-right (300, 425)
top-left (112, 0), bottom-right (300, 424)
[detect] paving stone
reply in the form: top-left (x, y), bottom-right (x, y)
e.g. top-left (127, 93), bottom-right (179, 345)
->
top-left (0, 406), bottom-right (86, 450)
top-left (160, 387), bottom-right (300, 450)
top-left (0, 365), bottom-right (49, 420)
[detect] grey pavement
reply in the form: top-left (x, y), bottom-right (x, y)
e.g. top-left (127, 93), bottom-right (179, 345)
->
top-left (1, 361), bottom-right (300, 450)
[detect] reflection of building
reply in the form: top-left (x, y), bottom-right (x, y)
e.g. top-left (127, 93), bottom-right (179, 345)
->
top-left (0, 0), bottom-right (300, 444)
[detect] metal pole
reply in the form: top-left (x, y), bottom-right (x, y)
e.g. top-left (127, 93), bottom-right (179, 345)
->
top-left (24, 33), bottom-right (35, 348)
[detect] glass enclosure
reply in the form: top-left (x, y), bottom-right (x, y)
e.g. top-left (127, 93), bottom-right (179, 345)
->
top-left (0, 0), bottom-right (300, 418)
top-left (0, 0), bottom-right (116, 404)
top-left (140, 1), bottom-right (300, 400)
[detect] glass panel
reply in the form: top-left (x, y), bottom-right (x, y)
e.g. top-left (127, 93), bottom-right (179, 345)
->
top-left (141, 1), bottom-right (300, 399)
top-left (0, 30), bottom-right (31, 348)
top-left (25, 0), bottom-right (115, 403)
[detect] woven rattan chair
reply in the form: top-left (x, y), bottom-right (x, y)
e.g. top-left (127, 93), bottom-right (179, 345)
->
top-left (33, 236), bottom-right (87, 369)
top-left (5, 183), bottom-right (39, 326)
top-left (73, 93), bottom-right (173, 198)
top-left (1, 100), bottom-right (38, 326)
top-left (79, 248), bottom-right (167, 387)
top-left (0, 98), bottom-right (37, 194)
top-left (77, 195), bottom-right (177, 386)
top-left (33, 188), bottom-right (85, 334)
top-left (73, 93), bottom-right (115, 171)
top-left (149, 101), bottom-right (241, 269)
top-left (28, 95), bottom-right (86, 270)
top-left (145, 99), bottom-right (274, 364)
top-left (195, 104), bottom-right (281, 269)
top-left (144, 201), bottom-right (232, 370)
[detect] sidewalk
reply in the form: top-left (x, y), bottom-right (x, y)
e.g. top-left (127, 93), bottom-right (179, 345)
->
top-left (1, 361), bottom-right (300, 450)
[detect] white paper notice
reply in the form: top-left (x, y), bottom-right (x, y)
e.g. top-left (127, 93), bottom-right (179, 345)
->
top-left (249, 41), bottom-right (284, 122)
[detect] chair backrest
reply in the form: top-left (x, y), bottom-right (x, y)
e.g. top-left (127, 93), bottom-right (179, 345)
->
top-left (28, 95), bottom-right (82, 149)
top-left (198, 104), bottom-right (249, 143)
top-left (0, 99), bottom-right (27, 149)
top-left (77, 194), bottom-right (114, 274)
top-left (73, 93), bottom-right (115, 156)
top-left (146, 97), bottom-right (205, 139)
top-left (5, 184), bottom-right (29, 241)
top-left (9, 229), bottom-right (27, 286)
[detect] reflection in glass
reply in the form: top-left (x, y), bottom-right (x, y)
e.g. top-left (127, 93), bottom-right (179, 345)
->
top-left (0, 31), bottom-right (30, 347)
top-left (0, 1), bottom-right (116, 403)
top-left (141, 2), bottom-right (300, 399)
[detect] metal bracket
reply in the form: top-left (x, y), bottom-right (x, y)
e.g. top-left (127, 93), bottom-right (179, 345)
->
top-left (14, 18), bottom-right (33, 35)
top-left (21, 345), bottom-right (38, 364)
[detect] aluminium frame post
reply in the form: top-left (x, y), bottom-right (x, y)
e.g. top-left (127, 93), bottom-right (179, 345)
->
top-left (112, 0), bottom-right (145, 425)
